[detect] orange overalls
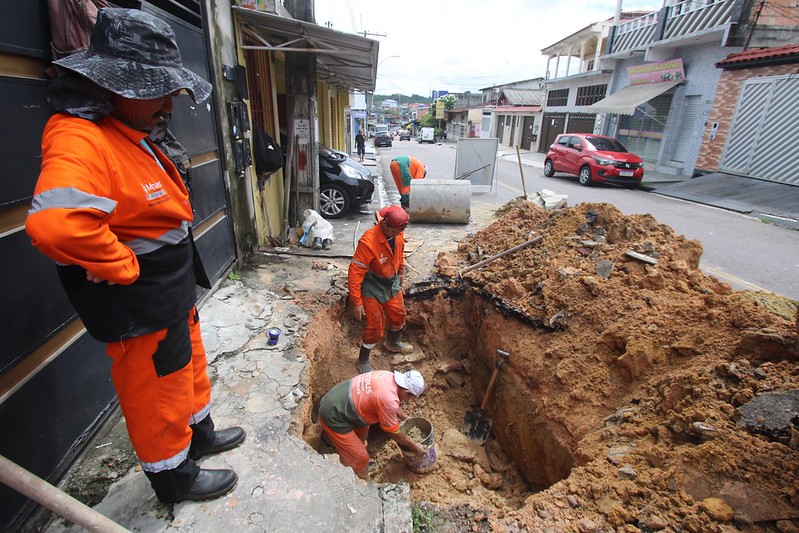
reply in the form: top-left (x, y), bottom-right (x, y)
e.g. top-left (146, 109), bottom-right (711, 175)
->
top-left (389, 156), bottom-right (426, 207)
top-left (348, 223), bottom-right (406, 348)
top-left (26, 113), bottom-right (212, 483)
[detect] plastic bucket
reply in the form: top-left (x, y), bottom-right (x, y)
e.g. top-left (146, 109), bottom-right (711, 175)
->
top-left (399, 417), bottom-right (437, 474)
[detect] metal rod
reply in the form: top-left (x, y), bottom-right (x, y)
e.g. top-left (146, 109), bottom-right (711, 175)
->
top-left (460, 235), bottom-right (543, 275)
top-left (0, 455), bottom-right (129, 532)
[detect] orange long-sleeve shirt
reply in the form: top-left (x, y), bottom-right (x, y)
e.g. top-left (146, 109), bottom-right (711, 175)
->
top-left (347, 223), bottom-right (405, 307)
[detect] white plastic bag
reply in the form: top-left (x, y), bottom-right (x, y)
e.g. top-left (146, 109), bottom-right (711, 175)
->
top-left (300, 209), bottom-right (334, 247)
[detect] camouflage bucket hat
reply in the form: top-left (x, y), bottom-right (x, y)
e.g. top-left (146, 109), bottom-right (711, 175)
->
top-left (53, 8), bottom-right (212, 103)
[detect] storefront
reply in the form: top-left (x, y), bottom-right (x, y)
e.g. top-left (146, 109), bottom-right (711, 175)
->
top-left (588, 59), bottom-right (684, 166)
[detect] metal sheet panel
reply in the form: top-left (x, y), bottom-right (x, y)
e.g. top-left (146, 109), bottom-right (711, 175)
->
top-left (0, 77), bottom-right (52, 208)
top-left (454, 138), bottom-right (499, 190)
top-left (0, 232), bottom-right (77, 377)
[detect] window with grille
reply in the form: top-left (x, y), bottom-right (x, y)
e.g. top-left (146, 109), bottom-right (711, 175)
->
top-left (575, 84), bottom-right (608, 106)
top-left (547, 89), bottom-right (569, 107)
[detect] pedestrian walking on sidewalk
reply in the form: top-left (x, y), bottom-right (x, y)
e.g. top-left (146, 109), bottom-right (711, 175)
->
top-left (348, 206), bottom-right (414, 374)
top-left (389, 155), bottom-right (427, 208)
top-left (318, 370), bottom-right (427, 479)
top-left (26, 8), bottom-right (245, 504)
top-left (355, 130), bottom-right (366, 162)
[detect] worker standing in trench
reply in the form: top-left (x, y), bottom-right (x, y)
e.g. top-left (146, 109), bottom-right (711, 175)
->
top-left (348, 206), bottom-right (415, 373)
top-left (318, 369), bottom-right (427, 479)
top-left (389, 156), bottom-right (427, 209)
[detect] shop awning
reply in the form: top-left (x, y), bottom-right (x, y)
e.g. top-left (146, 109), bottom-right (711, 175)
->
top-left (232, 7), bottom-right (379, 92)
top-left (587, 80), bottom-right (682, 115)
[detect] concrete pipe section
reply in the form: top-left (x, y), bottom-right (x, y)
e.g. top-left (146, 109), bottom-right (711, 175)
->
top-left (408, 179), bottom-right (471, 224)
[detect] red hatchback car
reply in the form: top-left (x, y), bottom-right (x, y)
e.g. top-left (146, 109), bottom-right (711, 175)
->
top-left (544, 133), bottom-right (645, 188)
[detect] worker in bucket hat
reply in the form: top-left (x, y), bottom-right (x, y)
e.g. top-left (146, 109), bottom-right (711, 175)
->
top-left (26, 8), bottom-right (244, 504)
top-left (318, 370), bottom-right (426, 479)
top-left (348, 205), bottom-right (414, 374)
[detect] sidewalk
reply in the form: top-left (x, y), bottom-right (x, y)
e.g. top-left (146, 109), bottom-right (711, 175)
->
top-left (40, 257), bottom-right (413, 532)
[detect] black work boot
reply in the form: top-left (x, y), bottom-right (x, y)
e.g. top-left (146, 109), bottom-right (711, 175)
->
top-left (385, 328), bottom-right (413, 354)
top-left (146, 458), bottom-right (238, 504)
top-left (189, 415), bottom-right (246, 461)
top-left (356, 346), bottom-right (372, 374)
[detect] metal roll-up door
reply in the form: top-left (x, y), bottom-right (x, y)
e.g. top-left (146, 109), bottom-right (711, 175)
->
top-left (720, 76), bottom-right (799, 185)
top-left (671, 95), bottom-right (701, 164)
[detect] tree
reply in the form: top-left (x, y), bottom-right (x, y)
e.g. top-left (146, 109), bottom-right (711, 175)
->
top-left (419, 114), bottom-right (436, 127)
top-left (439, 94), bottom-right (457, 111)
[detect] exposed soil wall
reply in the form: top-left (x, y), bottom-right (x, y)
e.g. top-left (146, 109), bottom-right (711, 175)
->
top-left (298, 200), bottom-right (799, 532)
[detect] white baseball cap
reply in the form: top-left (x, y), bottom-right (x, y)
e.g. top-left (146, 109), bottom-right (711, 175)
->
top-left (394, 370), bottom-right (425, 396)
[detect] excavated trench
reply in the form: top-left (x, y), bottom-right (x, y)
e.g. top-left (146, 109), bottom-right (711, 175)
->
top-left (296, 201), bottom-right (799, 530)
top-left (298, 279), bottom-right (578, 519)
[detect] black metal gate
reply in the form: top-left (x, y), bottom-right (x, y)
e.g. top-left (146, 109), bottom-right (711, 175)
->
top-left (0, 2), bottom-right (235, 529)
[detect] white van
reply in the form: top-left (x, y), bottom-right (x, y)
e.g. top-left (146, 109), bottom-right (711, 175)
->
top-left (418, 127), bottom-right (435, 144)
top-left (373, 125), bottom-right (389, 137)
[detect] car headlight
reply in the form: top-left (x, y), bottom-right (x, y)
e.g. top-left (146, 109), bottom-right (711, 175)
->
top-left (592, 155), bottom-right (614, 166)
top-left (341, 165), bottom-right (360, 179)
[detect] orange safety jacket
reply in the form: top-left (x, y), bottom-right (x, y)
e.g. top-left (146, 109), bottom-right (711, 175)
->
top-left (348, 223), bottom-right (405, 308)
top-left (389, 156), bottom-right (426, 201)
top-left (26, 113), bottom-right (207, 342)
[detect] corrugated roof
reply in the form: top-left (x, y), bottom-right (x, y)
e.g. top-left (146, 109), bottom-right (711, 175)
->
top-left (233, 7), bottom-right (379, 92)
top-left (493, 106), bottom-right (541, 114)
top-left (717, 43), bottom-right (799, 67)
top-left (498, 88), bottom-right (542, 106)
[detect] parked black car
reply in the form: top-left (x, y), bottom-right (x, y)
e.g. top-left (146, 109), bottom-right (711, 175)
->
top-left (319, 145), bottom-right (375, 219)
top-left (373, 131), bottom-right (392, 147)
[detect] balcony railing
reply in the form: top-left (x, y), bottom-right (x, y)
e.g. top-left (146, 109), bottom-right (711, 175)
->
top-left (609, 0), bottom-right (735, 55)
top-left (663, 0), bottom-right (735, 40)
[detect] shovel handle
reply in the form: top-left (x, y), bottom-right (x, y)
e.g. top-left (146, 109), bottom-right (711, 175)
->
top-left (479, 350), bottom-right (510, 410)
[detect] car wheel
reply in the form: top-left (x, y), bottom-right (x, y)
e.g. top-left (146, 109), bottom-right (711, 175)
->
top-left (578, 165), bottom-right (593, 186)
top-left (544, 159), bottom-right (555, 177)
top-left (320, 183), bottom-right (351, 219)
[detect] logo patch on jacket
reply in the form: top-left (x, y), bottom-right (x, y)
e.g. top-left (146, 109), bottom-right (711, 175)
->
top-left (141, 181), bottom-right (170, 206)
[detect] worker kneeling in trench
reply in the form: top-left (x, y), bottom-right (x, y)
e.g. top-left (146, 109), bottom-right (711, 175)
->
top-left (318, 370), bottom-right (427, 479)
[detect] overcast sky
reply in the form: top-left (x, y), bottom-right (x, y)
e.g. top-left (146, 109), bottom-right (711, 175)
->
top-left (314, 0), bottom-right (658, 96)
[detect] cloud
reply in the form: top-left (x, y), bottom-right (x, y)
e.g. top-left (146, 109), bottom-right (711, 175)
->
top-left (315, 0), bottom-right (658, 96)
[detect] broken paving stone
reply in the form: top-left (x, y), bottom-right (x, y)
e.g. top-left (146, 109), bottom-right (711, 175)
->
top-left (596, 259), bottom-right (614, 279)
top-left (625, 250), bottom-right (658, 265)
top-left (738, 390), bottom-right (799, 441)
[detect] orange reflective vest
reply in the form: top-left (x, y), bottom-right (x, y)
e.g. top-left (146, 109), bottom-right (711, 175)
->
top-left (26, 113), bottom-right (204, 341)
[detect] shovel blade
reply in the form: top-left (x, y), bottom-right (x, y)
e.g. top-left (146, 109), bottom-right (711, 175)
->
top-left (461, 405), bottom-right (493, 444)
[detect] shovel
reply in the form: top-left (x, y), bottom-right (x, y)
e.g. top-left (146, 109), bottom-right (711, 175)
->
top-left (461, 349), bottom-right (510, 444)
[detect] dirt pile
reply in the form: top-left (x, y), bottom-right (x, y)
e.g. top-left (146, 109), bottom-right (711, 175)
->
top-left (297, 200), bottom-right (798, 532)
top-left (431, 201), bottom-right (799, 531)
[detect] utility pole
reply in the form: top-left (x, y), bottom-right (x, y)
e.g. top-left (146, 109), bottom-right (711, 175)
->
top-left (743, 0), bottom-right (766, 50)
top-left (283, 0), bottom-right (319, 232)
